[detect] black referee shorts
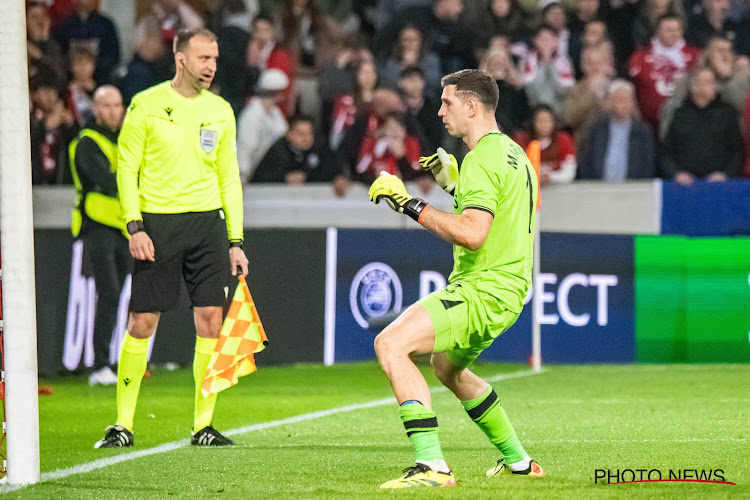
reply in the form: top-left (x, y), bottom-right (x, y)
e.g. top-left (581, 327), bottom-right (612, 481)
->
top-left (131, 210), bottom-right (230, 313)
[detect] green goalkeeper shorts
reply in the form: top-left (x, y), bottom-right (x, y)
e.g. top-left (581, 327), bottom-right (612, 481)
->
top-left (417, 282), bottom-right (520, 369)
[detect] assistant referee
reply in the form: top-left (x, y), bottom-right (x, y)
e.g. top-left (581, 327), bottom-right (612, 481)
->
top-left (95, 28), bottom-right (248, 449)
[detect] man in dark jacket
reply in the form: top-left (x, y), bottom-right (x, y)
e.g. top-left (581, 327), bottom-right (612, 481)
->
top-left (662, 67), bottom-right (743, 185)
top-left (398, 66), bottom-right (444, 153)
top-left (578, 79), bottom-right (657, 181)
top-left (251, 115), bottom-right (334, 183)
top-left (54, 0), bottom-right (120, 84)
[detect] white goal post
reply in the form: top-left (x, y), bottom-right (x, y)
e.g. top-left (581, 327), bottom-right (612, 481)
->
top-left (0, 0), bottom-right (41, 485)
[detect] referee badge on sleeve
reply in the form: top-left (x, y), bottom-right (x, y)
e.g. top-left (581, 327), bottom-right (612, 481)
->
top-left (200, 127), bottom-right (218, 153)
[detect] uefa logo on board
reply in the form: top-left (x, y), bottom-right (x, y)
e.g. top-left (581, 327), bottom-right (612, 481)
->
top-left (349, 262), bottom-right (403, 329)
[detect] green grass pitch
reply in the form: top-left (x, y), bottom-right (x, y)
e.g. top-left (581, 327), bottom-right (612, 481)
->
top-left (1, 362), bottom-right (748, 499)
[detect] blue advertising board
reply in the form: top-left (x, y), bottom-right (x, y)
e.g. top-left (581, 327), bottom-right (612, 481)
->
top-left (326, 230), bottom-right (634, 364)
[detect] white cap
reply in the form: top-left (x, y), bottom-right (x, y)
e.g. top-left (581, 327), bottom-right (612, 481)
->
top-left (257, 69), bottom-right (289, 92)
top-left (540, 0), bottom-right (562, 11)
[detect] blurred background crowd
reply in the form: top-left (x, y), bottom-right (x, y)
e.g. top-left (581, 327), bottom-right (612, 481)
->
top-left (26, 0), bottom-right (750, 195)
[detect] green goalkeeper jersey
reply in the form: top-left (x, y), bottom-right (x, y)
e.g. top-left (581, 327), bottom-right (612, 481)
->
top-left (117, 81), bottom-right (243, 241)
top-left (450, 131), bottom-right (538, 313)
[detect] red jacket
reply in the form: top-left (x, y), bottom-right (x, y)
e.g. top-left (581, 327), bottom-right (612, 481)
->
top-left (266, 47), bottom-right (295, 117)
top-left (513, 131), bottom-right (576, 173)
top-left (355, 135), bottom-right (421, 183)
top-left (628, 41), bottom-right (700, 131)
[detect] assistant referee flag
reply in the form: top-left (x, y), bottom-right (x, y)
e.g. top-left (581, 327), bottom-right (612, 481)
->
top-left (202, 276), bottom-right (268, 397)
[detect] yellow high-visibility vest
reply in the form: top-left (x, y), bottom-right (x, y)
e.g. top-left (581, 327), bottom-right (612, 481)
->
top-left (68, 129), bottom-right (127, 238)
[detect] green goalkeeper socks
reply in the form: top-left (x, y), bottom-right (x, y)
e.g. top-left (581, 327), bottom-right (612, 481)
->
top-left (462, 385), bottom-right (527, 464)
top-left (116, 332), bottom-right (149, 431)
top-left (398, 402), bottom-right (444, 462)
top-left (193, 336), bottom-right (218, 432)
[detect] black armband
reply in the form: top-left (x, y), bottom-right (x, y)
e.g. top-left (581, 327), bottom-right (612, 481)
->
top-left (403, 198), bottom-right (428, 223)
top-left (229, 240), bottom-right (244, 249)
top-left (127, 220), bottom-right (145, 235)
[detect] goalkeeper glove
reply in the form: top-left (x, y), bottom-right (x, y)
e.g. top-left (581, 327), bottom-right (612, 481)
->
top-left (419, 147), bottom-right (458, 194)
top-left (368, 172), bottom-right (428, 223)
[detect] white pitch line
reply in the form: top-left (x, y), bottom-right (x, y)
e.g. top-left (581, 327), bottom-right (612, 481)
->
top-left (0, 368), bottom-right (541, 493)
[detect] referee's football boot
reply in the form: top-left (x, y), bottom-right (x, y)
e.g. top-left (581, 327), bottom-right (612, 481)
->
top-left (380, 463), bottom-right (456, 489)
top-left (94, 425), bottom-right (134, 449)
top-left (486, 458), bottom-right (546, 478)
top-left (191, 425), bottom-right (235, 446)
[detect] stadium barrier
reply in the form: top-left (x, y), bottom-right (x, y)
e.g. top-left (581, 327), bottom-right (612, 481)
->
top-left (26, 181), bottom-right (750, 374)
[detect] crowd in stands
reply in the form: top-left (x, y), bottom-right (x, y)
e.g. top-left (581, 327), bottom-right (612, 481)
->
top-left (26, 0), bottom-right (750, 193)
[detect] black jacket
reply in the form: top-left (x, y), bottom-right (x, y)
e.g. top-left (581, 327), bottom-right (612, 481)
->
top-left (74, 122), bottom-right (119, 197)
top-left (251, 137), bottom-right (335, 183)
top-left (662, 97), bottom-right (743, 179)
top-left (578, 116), bottom-right (657, 180)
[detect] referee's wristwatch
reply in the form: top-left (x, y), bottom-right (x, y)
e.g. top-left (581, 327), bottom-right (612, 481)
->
top-left (127, 220), bottom-right (145, 235)
top-left (229, 239), bottom-right (244, 250)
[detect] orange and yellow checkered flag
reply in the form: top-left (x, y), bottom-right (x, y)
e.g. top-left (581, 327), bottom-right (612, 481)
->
top-left (201, 275), bottom-right (268, 397)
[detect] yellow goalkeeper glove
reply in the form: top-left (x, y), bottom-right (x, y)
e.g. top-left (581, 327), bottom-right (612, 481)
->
top-left (419, 147), bottom-right (458, 194)
top-left (368, 172), bottom-right (428, 222)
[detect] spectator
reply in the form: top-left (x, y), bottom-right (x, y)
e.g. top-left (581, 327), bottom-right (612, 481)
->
top-left (354, 111), bottom-right (423, 184)
top-left (479, 47), bottom-right (530, 135)
top-left (375, 0), bottom-right (431, 30)
top-left (212, 0), bottom-right (252, 113)
top-left (540, 0), bottom-right (571, 60)
top-left (374, 0), bottom-right (474, 75)
top-left (520, 24), bottom-right (575, 116)
top-left (251, 115), bottom-right (333, 183)
top-left (563, 43), bottom-right (613, 148)
top-left (329, 58), bottom-right (378, 152)
top-left (630, 0), bottom-right (686, 50)
top-left (628, 14), bottom-right (700, 132)
top-left (475, 0), bottom-right (532, 48)
top-left (318, 42), bottom-right (375, 131)
top-left (513, 104), bottom-right (577, 187)
top-left (276, 0), bottom-right (342, 123)
top-left (568, 0), bottom-right (600, 42)
top-left (601, 0), bottom-right (640, 76)
top-left (572, 18), bottom-right (614, 77)
top-left (135, 0), bottom-right (204, 51)
top-left (218, 13), bottom-right (295, 116)
top-left (53, 0), bottom-right (120, 84)
top-left (236, 69), bottom-right (290, 182)
top-left (378, 24), bottom-right (442, 98)
top-left (744, 84), bottom-right (750, 176)
top-left (66, 46), bottom-right (96, 127)
top-left (26, 1), bottom-right (66, 82)
top-left (206, 0), bottom-right (258, 34)
top-left (398, 66), bottom-right (444, 152)
top-left (578, 79), bottom-right (657, 181)
top-left (568, 0), bottom-right (602, 74)
top-left (659, 35), bottom-right (749, 139)
top-left (662, 67), bottom-right (743, 184)
top-left (332, 88), bottom-right (406, 196)
top-left (247, 13), bottom-right (296, 115)
top-left (112, 17), bottom-right (173, 106)
top-left (685, 0), bottom-right (742, 49)
top-left (29, 72), bottom-right (77, 185)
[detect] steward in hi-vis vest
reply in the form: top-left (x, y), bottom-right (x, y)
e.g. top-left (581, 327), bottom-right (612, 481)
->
top-left (69, 85), bottom-right (131, 387)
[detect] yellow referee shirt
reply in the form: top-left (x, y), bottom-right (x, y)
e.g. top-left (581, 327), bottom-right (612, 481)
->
top-left (117, 81), bottom-right (243, 241)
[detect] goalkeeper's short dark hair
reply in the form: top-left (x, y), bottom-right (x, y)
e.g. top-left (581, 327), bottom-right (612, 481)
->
top-left (441, 69), bottom-right (499, 112)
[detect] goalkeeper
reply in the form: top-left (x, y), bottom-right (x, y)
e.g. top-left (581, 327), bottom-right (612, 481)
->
top-left (369, 69), bottom-right (544, 489)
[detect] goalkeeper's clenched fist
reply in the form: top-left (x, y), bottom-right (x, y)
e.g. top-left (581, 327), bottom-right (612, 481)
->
top-left (419, 147), bottom-right (459, 195)
top-left (368, 172), bottom-right (428, 223)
